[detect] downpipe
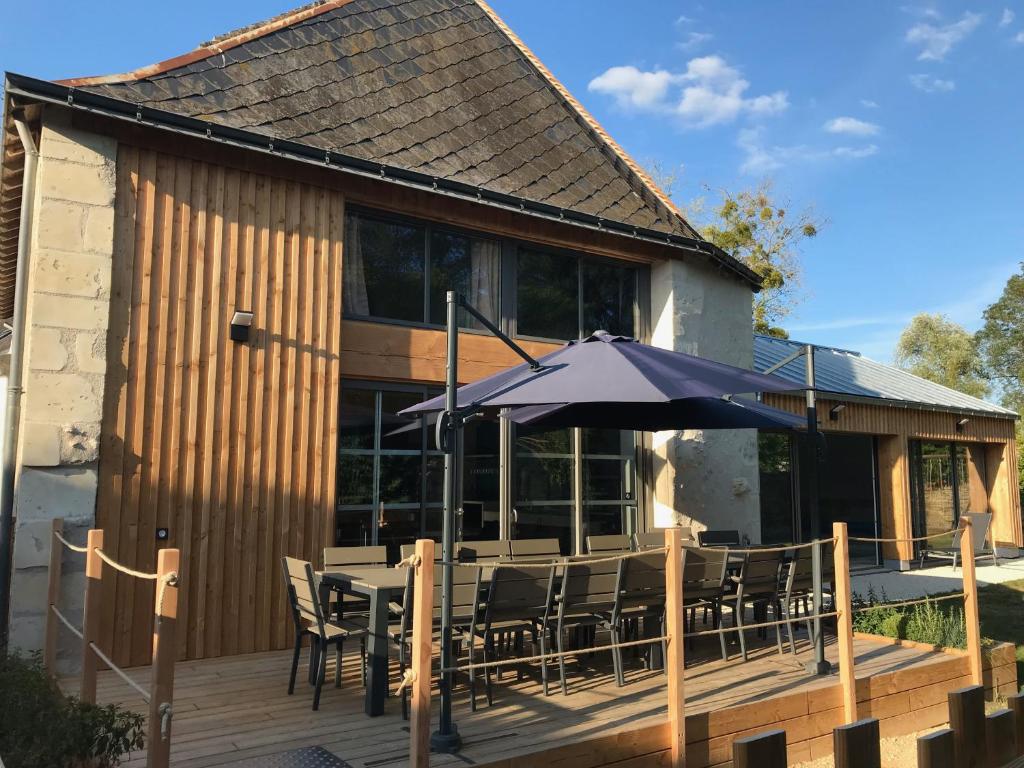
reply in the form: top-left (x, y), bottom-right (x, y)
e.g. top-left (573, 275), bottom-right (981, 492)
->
top-left (0, 115), bottom-right (39, 652)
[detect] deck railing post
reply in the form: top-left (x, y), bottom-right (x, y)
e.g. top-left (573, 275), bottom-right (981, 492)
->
top-left (833, 718), bottom-right (880, 768)
top-left (410, 538), bottom-right (435, 768)
top-left (44, 517), bottom-right (64, 674)
top-left (960, 517), bottom-right (983, 687)
top-left (833, 522), bottom-right (856, 722)
top-left (664, 527), bottom-right (686, 768)
top-left (147, 548), bottom-right (179, 768)
top-left (80, 528), bottom-right (104, 704)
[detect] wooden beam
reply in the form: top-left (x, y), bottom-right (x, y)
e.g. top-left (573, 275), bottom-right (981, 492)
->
top-left (949, 685), bottom-right (987, 768)
top-left (985, 708), bottom-right (1015, 767)
top-left (1006, 692), bottom-right (1024, 756)
top-left (147, 548), bottom-right (180, 768)
top-left (409, 538), bottom-right (435, 768)
top-left (664, 527), bottom-right (686, 768)
top-left (44, 518), bottom-right (64, 674)
top-left (917, 729), bottom-right (955, 768)
top-left (80, 528), bottom-right (104, 704)
top-left (833, 718), bottom-right (880, 768)
top-left (833, 522), bottom-right (857, 723)
top-left (961, 518), bottom-right (984, 686)
top-left (733, 730), bottom-right (786, 768)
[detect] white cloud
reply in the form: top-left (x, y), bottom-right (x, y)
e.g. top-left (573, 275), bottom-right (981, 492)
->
top-left (587, 66), bottom-right (679, 109)
top-left (909, 73), bottom-right (956, 92)
top-left (906, 12), bottom-right (983, 60)
top-left (901, 5), bottom-right (943, 20)
top-left (860, 99), bottom-right (880, 109)
top-left (737, 127), bottom-right (878, 175)
top-left (1015, 30), bottom-right (1024, 43)
top-left (824, 116), bottom-right (881, 136)
top-left (676, 31), bottom-right (714, 51)
top-left (588, 56), bottom-right (788, 128)
top-left (1000, 8), bottom-right (1016, 26)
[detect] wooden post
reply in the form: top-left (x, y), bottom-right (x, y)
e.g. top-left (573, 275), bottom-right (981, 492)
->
top-left (985, 709), bottom-right (1015, 767)
top-left (833, 522), bottom-right (857, 723)
top-left (733, 730), bottom-right (786, 768)
top-left (44, 518), bottom-right (64, 673)
top-left (409, 538), bottom-right (435, 768)
top-left (1006, 692), bottom-right (1024, 756)
top-left (949, 685), bottom-right (987, 768)
top-left (147, 548), bottom-right (179, 768)
top-left (917, 729), bottom-right (955, 768)
top-left (961, 517), bottom-right (984, 687)
top-left (80, 528), bottom-right (103, 704)
top-left (665, 527), bottom-right (686, 768)
top-left (833, 718), bottom-right (880, 768)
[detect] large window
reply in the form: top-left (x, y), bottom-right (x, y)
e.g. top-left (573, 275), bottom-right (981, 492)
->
top-left (517, 249), bottom-right (638, 340)
top-left (343, 211), bottom-right (500, 330)
top-left (910, 441), bottom-right (988, 550)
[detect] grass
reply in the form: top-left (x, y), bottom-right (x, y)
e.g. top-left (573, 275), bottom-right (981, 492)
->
top-left (976, 577), bottom-right (1024, 685)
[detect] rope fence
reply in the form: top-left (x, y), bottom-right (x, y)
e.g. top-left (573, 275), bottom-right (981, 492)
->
top-left (687, 611), bottom-right (840, 639)
top-left (849, 529), bottom-right (957, 544)
top-left (43, 520), bottom-right (180, 768)
top-left (438, 634), bottom-right (671, 674)
top-left (852, 593), bottom-right (966, 614)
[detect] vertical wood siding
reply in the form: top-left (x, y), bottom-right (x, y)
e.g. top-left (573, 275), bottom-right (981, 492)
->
top-left (98, 146), bottom-right (343, 665)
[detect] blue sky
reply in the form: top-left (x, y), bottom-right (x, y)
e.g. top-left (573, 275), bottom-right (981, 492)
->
top-left (3, 1), bottom-right (1021, 362)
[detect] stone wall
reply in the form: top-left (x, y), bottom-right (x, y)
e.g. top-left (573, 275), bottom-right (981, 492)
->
top-left (8, 108), bottom-right (116, 672)
top-left (649, 258), bottom-right (761, 542)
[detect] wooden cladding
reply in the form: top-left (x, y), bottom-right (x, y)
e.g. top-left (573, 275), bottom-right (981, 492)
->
top-left (98, 145), bottom-right (344, 665)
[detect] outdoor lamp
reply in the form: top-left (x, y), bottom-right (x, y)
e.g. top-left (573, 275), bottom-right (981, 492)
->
top-left (956, 417), bottom-right (970, 432)
top-left (230, 310), bottom-right (254, 343)
top-left (829, 404), bottom-right (846, 421)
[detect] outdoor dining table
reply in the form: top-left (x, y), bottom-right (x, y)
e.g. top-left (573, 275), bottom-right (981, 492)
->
top-left (317, 565), bottom-right (409, 716)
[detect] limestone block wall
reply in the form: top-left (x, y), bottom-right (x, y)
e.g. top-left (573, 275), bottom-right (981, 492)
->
top-left (8, 108), bottom-right (116, 673)
top-left (649, 258), bottom-right (761, 541)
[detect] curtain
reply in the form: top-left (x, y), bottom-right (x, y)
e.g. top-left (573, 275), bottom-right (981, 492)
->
top-left (343, 215), bottom-right (369, 316)
top-left (468, 238), bottom-right (500, 329)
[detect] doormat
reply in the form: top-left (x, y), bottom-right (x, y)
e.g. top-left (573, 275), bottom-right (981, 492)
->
top-left (220, 746), bottom-right (352, 767)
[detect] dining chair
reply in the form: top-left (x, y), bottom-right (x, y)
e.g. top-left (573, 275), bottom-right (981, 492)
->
top-left (778, 542), bottom-right (835, 655)
top-left (681, 546), bottom-right (730, 660)
top-left (586, 533), bottom-right (630, 554)
top-left (322, 545), bottom-right (388, 619)
top-left (281, 556), bottom-right (368, 710)
top-left (456, 540), bottom-right (512, 562)
top-left (697, 529), bottom-right (741, 547)
top-left (554, 558), bottom-right (620, 695)
top-left (728, 549), bottom-right (785, 661)
top-left (510, 538), bottom-right (561, 559)
top-left (633, 527), bottom-right (694, 551)
top-left (610, 551), bottom-right (667, 685)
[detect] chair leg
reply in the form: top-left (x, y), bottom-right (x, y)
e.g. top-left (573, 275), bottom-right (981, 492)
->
top-left (784, 599), bottom-right (797, 655)
top-left (484, 634), bottom-right (494, 707)
top-left (716, 603), bottom-right (728, 661)
top-left (557, 625), bottom-right (568, 696)
top-left (360, 639), bottom-right (367, 688)
top-left (335, 640), bottom-right (343, 688)
top-left (773, 601), bottom-right (784, 656)
top-left (308, 636), bottom-right (319, 685)
top-left (540, 627), bottom-right (550, 697)
top-left (735, 596), bottom-right (747, 661)
top-left (469, 632), bottom-right (478, 712)
top-left (288, 632), bottom-right (302, 695)
top-left (312, 644), bottom-right (327, 711)
top-left (610, 622), bottom-right (623, 687)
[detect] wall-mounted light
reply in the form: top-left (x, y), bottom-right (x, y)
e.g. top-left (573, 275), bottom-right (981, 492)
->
top-left (230, 310), bottom-right (254, 343)
top-left (956, 417), bottom-right (970, 433)
top-left (829, 403), bottom-right (846, 421)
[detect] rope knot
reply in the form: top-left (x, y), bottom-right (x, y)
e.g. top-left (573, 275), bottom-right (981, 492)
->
top-left (159, 702), bottom-right (173, 740)
top-left (395, 669), bottom-right (417, 696)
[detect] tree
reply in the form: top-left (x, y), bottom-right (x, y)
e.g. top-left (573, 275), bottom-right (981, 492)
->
top-left (694, 182), bottom-right (820, 337)
top-left (977, 264), bottom-right (1024, 490)
top-left (894, 313), bottom-right (989, 399)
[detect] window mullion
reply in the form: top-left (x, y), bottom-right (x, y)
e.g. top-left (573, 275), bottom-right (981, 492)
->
top-left (372, 390), bottom-right (382, 546)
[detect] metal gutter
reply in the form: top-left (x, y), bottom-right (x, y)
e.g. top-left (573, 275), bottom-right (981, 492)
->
top-left (774, 389), bottom-right (1019, 422)
top-left (0, 114), bottom-right (38, 651)
top-left (3, 72), bottom-right (763, 289)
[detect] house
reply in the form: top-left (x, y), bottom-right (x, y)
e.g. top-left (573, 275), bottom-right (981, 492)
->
top-left (0, 0), bottom-right (763, 667)
top-left (0, 0), bottom-right (1017, 674)
top-left (755, 334), bottom-right (1021, 571)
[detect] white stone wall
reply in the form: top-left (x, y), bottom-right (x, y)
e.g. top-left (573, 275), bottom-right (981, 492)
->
top-left (8, 108), bottom-right (116, 672)
top-left (649, 257), bottom-right (761, 542)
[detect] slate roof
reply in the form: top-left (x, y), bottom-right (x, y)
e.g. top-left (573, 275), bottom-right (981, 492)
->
top-left (60, 0), bottom-right (699, 239)
top-left (754, 334), bottom-right (1018, 418)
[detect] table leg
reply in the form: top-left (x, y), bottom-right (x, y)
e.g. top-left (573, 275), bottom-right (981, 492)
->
top-left (365, 588), bottom-right (390, 716)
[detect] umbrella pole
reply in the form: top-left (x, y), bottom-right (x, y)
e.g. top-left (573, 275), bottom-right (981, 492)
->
top-left (432, 291), bottom-right (462, 752)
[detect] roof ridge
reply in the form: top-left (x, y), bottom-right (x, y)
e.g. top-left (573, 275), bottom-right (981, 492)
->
top-left (56, 0), bottom-right (359, 87)
top-left (471, 0), bottom-right (699, 239)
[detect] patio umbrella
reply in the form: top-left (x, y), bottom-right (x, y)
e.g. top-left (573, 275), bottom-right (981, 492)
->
top-left (503, 395), bottom-right (805, 431)
top-left (401, 330), bottom-right (802, 417)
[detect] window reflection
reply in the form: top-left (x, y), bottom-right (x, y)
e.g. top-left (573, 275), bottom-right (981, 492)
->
top-left (517, 250), bottom-right (579, 340)
top-left (582, 261), bottom-right (636, 337)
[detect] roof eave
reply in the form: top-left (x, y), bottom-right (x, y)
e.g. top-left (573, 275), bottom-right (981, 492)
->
top-left (5, 72), bottom-right (763, 290)
top-left (773, 388), bottom-right (1019, 421)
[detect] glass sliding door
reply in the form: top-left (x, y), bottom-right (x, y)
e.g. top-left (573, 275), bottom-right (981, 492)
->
top-left (758, 432), bottom-right (797, 544)
top-left (512, 425), bottom-right (576, 556)
top-left (910, 440), bottom-right (989, 554)
top-left (581, 428), bottom-right (636, 540)
top-left (460, 419), bottom-right (501, 540)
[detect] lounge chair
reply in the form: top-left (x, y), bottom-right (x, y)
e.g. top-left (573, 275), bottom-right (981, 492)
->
top-left (918, 512), bottom-right (999, 570)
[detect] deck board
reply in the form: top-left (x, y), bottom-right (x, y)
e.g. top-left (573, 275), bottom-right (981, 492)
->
top-left (74, 634), bottom-right (961, 767)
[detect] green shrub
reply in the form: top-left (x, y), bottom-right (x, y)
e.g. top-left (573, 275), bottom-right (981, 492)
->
top-left (0, 651), bottom-right (144, 768)
top-left (851, 589), bottom-right (967, 650)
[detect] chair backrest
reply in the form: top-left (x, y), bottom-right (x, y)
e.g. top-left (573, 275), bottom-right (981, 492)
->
top-left (559, 558), bottom-right (621, 618)
top-left (400, 543), bottom-right (444, 562)
top-left (484, 566), bottom-right (557, 628)
top-left (736, 549), bottom-right (783, 594)
top-left (697, 529), bottom-right (741, 547)
top-left (681, 546), bottom-right (728, 597)
top-left (282, 556), bottom-right (324, 632)
top-left (510, 538), bottom-right (561, 559)
top-left (456, 540), bottom-right (511, 562)
top-left (785, 543), bottom-right (836, 594)
top-left (399, 562), bottom-right (482, 638)
top-left (615, 552), bottom-right (667, 616)
top-left (323, 545), bottom-right (388, 568)
top-left (962, 512), bottom-right (993, 553)
top-left (586, 534), bottom-right (630, 554)
top-left (633, 528), bottom-right (694, 551)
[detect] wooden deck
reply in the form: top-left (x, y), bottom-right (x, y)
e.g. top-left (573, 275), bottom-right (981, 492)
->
top-left (78, 633), bottom-right (1017, 768)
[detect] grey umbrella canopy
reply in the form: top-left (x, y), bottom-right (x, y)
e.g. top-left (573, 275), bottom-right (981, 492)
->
top-left (401, 330), bottom-right (802, 417)
top-left (504, 396), bottom-right (805, 431)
